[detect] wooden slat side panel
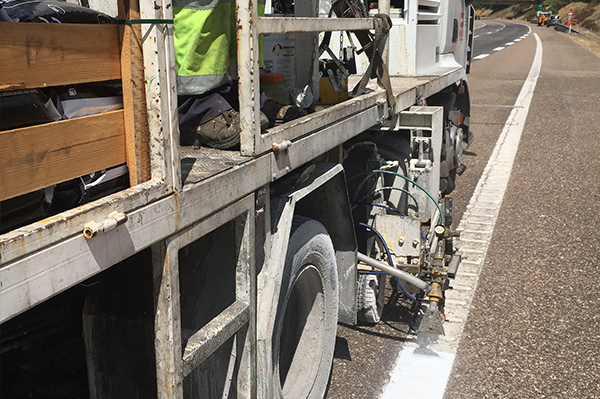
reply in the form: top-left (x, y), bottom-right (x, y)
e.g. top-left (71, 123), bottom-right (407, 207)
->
top-left (0, 22), bottom-right (121, 91)
top-left (0, 111), bottom-right (126, 201)
top-left (119, 0), bottom-right (151, 186)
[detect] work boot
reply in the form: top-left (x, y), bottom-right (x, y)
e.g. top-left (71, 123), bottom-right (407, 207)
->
top-left (195, 109), bottom-right (241, 149)
top-left (181, 109), bottom-right (270, 150)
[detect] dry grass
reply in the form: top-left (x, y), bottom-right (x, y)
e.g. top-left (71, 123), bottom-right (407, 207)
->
top-left (569, 28), bottom-right (600, 58)
top-left (557, 1), bottom-right (589, 22)
top-left (557, 2), bottom-right (600, 58)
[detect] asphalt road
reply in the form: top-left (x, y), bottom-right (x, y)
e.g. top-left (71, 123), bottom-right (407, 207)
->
top-left (472, 20), bottom-right (531, 59)
top-left (445, 21), bottom-right (600, 399)
top-left (326, 20), bottom-right (600, 398)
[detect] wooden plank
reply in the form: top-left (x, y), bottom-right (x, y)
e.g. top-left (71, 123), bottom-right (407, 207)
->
top-left (0, 110), bottom-right (126, 201)
top-left (119, 0), bottom-right (151, 186)
top-left (0, 22), bottom-right (121, 91)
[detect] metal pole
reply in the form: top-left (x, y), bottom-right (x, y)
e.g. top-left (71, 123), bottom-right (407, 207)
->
top-left (357, 252), bottom-right (431, 293)
top-left (378, 0), bottom-right (390, 66)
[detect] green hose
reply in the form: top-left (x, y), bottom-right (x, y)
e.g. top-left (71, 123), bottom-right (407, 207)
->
top-left (347, 169), bottom-right (444, 225)
top-left (375, 186), bottom-right (419, 213)
top-left (358, 186), bottom-right (419, 213)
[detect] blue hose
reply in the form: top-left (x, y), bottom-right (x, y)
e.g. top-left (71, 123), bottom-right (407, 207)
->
top-left (420, 231), bottom-right (429, 253)
top-left (357, 223), bottom-right (418, 302)
top-left (351, 201), bottom-right (406, 217)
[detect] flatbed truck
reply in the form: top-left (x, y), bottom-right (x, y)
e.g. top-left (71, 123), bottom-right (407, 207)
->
top-left (0, 0), bottom-right (474, 396)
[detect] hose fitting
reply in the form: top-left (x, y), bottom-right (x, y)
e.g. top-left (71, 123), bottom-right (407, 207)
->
top-left (427, 282), bottom-right (443, 302)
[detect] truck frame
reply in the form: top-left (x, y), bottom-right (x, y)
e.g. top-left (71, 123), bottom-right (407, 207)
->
top-left (0, 0), bottom-right (474, 397)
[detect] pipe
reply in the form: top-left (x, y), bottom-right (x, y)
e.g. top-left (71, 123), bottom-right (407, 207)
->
top-left (83, 211), bottom-right (128, 239)
top-left (357, 252), bottom-right (431, 293)
top-left (358, 222), bottom-right (415, 301)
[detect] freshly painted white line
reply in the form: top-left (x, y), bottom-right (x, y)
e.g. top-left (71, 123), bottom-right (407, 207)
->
top-left (493, 46), bottom-right (505, 51)
top-left (506, 42), bottom-right (515, 45)
top-left (379, 33), bottom-right (544, 399)
top-left (487, 31), bottom-right (492, 34)
top-left (381, 348), bottom-right (455, 399)
top-left (515, 38), bottom-right (522, 42)
top-left (474, 35), bottom-right (479, 38)
top-left (473, 54), bottom-right (489, 60)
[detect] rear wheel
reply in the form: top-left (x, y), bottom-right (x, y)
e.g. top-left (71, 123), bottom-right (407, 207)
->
top-left (273, 216), bottom-right (339, 399)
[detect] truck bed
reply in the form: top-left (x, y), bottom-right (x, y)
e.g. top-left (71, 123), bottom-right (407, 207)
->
top-left (0, 66), bottom-right (466, 323)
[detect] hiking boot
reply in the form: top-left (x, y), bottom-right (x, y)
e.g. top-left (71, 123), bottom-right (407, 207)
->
top-left (181, 109), bottom-right (270, 149)
top-left (196, 109), bottom-right (241, 149)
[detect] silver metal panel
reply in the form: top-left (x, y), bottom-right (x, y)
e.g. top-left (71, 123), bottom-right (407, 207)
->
top-left (182, 300), bottom-right (249, 377)
top-left (0, 180), bottom-right (168, 266)
top-left (180, 147), bottom-right (251, 185)
top-left (271, 105), bottom-right (385, 179)
top-left (153, 238), bottom-right (184, 399)
top-left (403, 106), bottom-right (443, 222)
top-left (374, 214), bottom-right (422, 257)
top-left (155, 196), bottom-right (254, 398)
top-left (0, 165), bottom-right (266, 322)
top-left (139, 0), bottom-right (180, 191)
top-left (257, 17), bottom-right (374, 34)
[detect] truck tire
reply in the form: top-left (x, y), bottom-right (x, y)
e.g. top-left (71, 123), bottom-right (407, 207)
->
top-left (273, 216), bottom-right (339, 399)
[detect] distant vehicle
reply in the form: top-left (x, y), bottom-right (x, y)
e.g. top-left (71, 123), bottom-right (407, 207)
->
top-left (537, 4), bottom-right (552, 26)
top-left (547, 15), bottom-right (561, 26)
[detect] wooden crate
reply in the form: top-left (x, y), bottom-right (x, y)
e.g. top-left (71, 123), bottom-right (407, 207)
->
top-left (0, 17), bottom-right (150, 202)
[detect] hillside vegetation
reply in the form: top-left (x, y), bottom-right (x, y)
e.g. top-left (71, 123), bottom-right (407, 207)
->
top-left (475, 1), bottom-right (600, 34)
top-left (474, 1), bottom-right (600, 57)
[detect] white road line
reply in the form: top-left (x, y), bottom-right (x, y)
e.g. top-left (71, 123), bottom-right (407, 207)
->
top-left (515, 38), bottom-right (522, 42)
top-left (493, 46), bottom-right (505, 51)
top-left (487, 31), bottom-right (492, 34)
top-left (474, 35), bottom-right (479, 38)
top-left (473, 54), bottom-right (489, 60)
top-left (380, 33), bottom-right (544, 399)
top-left (506, 42), bottom-right (515, 45)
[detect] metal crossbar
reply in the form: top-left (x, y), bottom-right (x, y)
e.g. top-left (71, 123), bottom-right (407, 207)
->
top-left (182, 300), bottom-right (250, 377)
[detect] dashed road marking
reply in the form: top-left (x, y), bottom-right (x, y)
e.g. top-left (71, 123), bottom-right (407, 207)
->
top-left (493, 46), bottom-right (505, 51)
top-left (380, 33), bottom-right (544, 399)
top-left (473, 54), bottom-right (489, 60)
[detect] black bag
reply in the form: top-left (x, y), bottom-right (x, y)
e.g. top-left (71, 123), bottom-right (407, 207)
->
top-left (0, 0), bottom-right (116, 24)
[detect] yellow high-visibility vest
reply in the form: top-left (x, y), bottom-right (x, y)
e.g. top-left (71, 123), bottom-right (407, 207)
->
top-left (174, 0), bottom-right (265, 95)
